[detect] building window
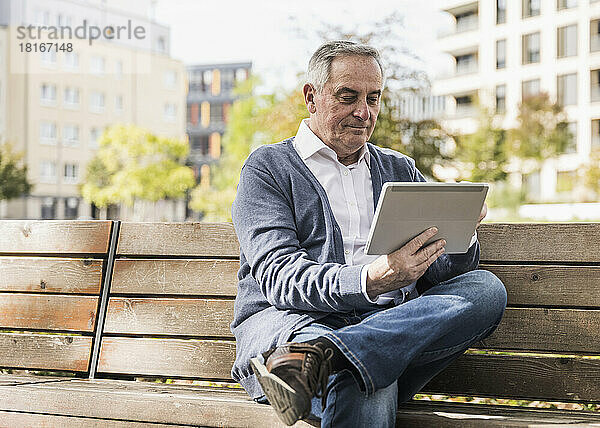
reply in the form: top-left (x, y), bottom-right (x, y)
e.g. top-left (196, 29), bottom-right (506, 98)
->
top-left (591, 69), bottom-right (600, 102)
top-left (115, 60), bottom-right (123, 78)
top-left (556, 170), bottom-right (577, 193)
top-left (90, 127), bottom-right (101, 148)
top-left (455, 53), bottom-right (477, 75)
top-left (557, 0), bottom-right (577, 10)
top-left (210, 103), bottom-right (223, 124)
top-left (203, 70), bottom-right (212, 92)
top-left (40, 50), bottom-right (57, 66)
top-left (522, 0), bottom-right (541, 17)
top-left (40, 161), bottom-right (57, 182)
top-left (497, 0), bottom-right (506, 24)
top-left (522, 78), bottom-right (541, 100)
top-left (40, 83), bottom-right (57, 105)
top-left (115, 95), bottom-right (123, 112)
top-left (41, 197), bottom-right (57, 219)
top-left (64, 163), bottom-right (79, 183)
top-left (496, 84), bottom-right (506, 113)
top-left (191, 135), bottom-right (210, 155)
top-left (189, 71), bottom-right (202, 91)
top-left (90, 56), bottom-right (105, 75)
top-left (557, 24), bottom-right (577, 58)
top-left (64, 87), bottom-right (80, 107)
top-left (455, 94), bottom-right (474, 115)
top-left (165, 71), bottom-right (177, 88)
top-left (593, 119), bottom-right (600, 149)
top-left (40, 122), bottom-right (57, 144)
top-left (455, 10), bottom-right (478, 33)
top-left (496, 39), bottom-right (506, 69)
top-left (201, 101), bottom-right (210, 127)
top-left (522, 32), bottom-right (541, 64)
top-left (591, 19), bottom-right (600, 52)
top-left (563, 122), bottom-right (578, 153)
top-left (221, 69), bottom-right (235, 91)
top-left (164, 103), bottom-right (177, 122)
top-left (64, 197), bottom-right (79, 219)
top-left (63, 125), bottom-right (80, 146)
top-left (90, 92), bottom-right (105, 113)
top-left (557, 73), bottom-right (577, 106)
top-left (157, 36), bottom-right (166, 53)
top-left (235, 68), bottom-right (247, 82)
top-left (64, 52), bottom-right (79, 70)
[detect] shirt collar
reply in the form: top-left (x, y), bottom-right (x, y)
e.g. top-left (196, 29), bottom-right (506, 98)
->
top-left (293, 119), bottom-right (370, 167)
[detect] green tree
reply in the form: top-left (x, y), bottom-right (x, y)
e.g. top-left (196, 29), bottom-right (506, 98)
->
top-left (0, 143), bottom-right (32, 201)
top-left (584, 149), bottom-right (600, 198)
top-left (81, 124), bottom-right (195, 208)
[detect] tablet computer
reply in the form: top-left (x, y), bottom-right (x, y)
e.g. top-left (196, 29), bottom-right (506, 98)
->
top-left (364, 182), bottom-right (488, 255)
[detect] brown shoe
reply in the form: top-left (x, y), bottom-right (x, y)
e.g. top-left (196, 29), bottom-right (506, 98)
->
top-left (250, 343), bottom-right (333, 426)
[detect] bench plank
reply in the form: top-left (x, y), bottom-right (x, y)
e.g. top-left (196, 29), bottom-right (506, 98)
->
top-left (0, 333), bottom-right (92, 371)
top-left (97, 337), bottom-right (235, 379)
top-left (0, 221), bottom-right (112, 254)
top-left (111, 259), bottom-right (238, 296)
top-left (0, 411), bottom-right (192, 428)
top-left (0, 294), bottom-right (98, 332)
top-left (479, 223), bottom-right (600, 263)
top-left (104, 297), bottom-right (234, 336)
top-left (481, 264), bottom-right (600, 308)
top-left (0, 258), bottom-right (103, 294)
top-left (117, 223), bottom-right (239, 257)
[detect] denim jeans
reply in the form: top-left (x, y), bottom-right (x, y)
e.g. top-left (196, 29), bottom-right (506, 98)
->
top-left (289, 269), bottom-right (507, 428)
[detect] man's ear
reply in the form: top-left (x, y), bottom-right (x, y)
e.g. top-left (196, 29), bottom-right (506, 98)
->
top-left (303, 83), bottom-right (317, 114)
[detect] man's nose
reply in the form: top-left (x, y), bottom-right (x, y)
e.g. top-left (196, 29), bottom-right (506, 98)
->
top-left (353, 99), bottom-right (370, 121)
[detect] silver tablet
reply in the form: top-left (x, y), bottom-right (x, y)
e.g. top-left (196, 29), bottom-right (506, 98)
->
top-left (364, 182), bottom-right (488, 255)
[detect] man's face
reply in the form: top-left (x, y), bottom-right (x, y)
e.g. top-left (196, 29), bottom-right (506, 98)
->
top-left (305, 55), bottom-right (383, 162)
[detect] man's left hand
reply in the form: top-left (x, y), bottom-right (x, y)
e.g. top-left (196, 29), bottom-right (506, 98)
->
top-left (476, 203), bottom-right (487, 229)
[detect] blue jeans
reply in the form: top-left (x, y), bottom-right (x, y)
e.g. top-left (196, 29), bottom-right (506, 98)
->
top-left (289, 269), bottom-right (507, 428)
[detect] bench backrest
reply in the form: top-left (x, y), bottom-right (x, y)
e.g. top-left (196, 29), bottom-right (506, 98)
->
top-left (0, 221), bottom-right (114, 374)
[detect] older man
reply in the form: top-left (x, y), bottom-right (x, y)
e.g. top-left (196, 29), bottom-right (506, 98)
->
top-left (231, 41), bottom-right (506, 427)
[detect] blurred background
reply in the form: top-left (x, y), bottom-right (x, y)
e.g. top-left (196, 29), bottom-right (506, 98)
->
top-left (0, 0), bottom-right (599, 223)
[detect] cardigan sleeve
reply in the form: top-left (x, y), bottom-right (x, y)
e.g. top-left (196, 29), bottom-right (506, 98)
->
top-left (232, 163), bottom-right (377, 313)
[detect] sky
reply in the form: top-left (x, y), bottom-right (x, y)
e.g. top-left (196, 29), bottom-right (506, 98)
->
top-left (154, 0), bottom-right (451, 91)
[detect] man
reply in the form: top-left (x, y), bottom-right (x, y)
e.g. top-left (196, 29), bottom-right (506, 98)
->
top-left (231, 40), bottom-right (506, 427)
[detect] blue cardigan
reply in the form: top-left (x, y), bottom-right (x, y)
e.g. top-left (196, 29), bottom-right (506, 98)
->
top-left (230, 138), bottom-right (480, 398)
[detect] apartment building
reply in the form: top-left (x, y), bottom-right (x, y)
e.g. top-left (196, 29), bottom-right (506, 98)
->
top-left (434, 0), bottom-right (600, 201)
top-left (186, 62), bottom-right (251, 183)
top-left (0, 26), bottom-right (6, 147)
top-left (0, 0), bottom-right (186, 220)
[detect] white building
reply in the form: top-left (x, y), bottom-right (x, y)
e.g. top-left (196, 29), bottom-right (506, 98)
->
top-left (434, 0), bottom-right (600, 202)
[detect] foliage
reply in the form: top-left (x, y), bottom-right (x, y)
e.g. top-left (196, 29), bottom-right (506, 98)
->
top-left (584, 149), bottom-right (600, 197)
top-left (454, 106), bottom-right (508, 183)
top-left (81, 125), bottom-right (195, 208)
top-left (0, 143), bottom-right (32, 201)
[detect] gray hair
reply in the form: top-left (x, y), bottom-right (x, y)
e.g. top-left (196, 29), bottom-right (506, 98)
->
top-left (307, 40), bottom-right (384, 93)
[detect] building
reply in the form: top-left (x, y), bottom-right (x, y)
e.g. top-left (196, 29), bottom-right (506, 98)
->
top-left (0, 0), bottom-right (187, 220)
top-left (186, 62), bottom-right (251, 184)
top-left (434, 0), bottom-right (600, 202)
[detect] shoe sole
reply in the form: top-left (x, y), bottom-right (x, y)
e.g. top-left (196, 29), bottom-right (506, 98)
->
top-left (250, 356), bottom-right (306, 426)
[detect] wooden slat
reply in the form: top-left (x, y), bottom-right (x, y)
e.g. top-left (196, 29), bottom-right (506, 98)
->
top-left (97, 337), bottom-right (235, 379)
top-left (0, 379), bottom-right (315, 427)
top-left (104, 298), bottom-right (233, 336)
top-left (0, 411), bottom-right (193, 428)
top-left (117, 222), bottom-right (239, 257)
top-left (0, 257), bottom-right (103, 294)
top-left (481, 308), bottom-right (600, 354)
top-left (478, 223), bottom-right (600, 263)
top-left (425, 353), bottom-right (600, 402)
top-left (481, 264), bottom-right (600, 308)
top-left (0, 375), bottom-right (73, 386)
top-left (0, 333), bottom-right (92, 371)
top-left (0, 294), bottom-right (98, 332)
top-left (111, 259), bottom-right (238, 296)
top-left (0, 221), bottom-right (112, 254)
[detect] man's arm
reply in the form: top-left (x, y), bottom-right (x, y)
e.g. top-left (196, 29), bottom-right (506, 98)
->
top-left (232, 162), bottom-right (377, 313)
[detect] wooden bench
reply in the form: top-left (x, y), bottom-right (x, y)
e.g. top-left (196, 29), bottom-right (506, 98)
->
top-left (0, 220), bottom-right (599, 427)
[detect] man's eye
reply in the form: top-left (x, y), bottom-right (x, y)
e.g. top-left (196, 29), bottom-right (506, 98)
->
top-left (368, 97), bottom-right (379, 104)
top-left (340, 97), bottom-right (355, 103)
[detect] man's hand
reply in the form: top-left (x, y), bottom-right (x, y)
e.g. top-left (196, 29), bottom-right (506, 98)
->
top-left (476, 202), bottom-right (487, 229)
top-left (365, 227), bottom-right (446, 300)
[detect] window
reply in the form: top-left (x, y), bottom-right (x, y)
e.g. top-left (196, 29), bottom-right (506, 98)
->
top-left (497, 0), bottom-right (506, 24)
top-left (455, 53), bottom-right (477, 74)
top-left (63, 125), bottom-right (79, 146)
top-left (41, 197), bottom-right (56, 219)
top-left (191, 135), bottom-right (210, 155)
top-left (522, 0), bottom-right (541, 17)
top-left (40, 161), bottom-right (56, 182)
top-left (157, 36), bottom-right (166, 53)
top-left (90, 92), bottom-right (105, 113)
top-left (203, 70), bottom-right (212, 92)
top-left (455, 94), bottom-right (474, 115)
top-left (63, 163), bottom-right (79, 183)
top-left (40, 122), bottom-right (57, 144)
top-left (496, 39), bottom-right (506, 69)
top-left (557, 73), bottom-right (577, 106)
top-left (64, 197), bottom-right (79, 219)
top-left (64, 87), bottom-right (80, 107)
top-left (235, 68), bottom-right (247, 82)
top-left (164, 103), bottom-right (177, 122)
top-left (522, 78), bottom-right (541, 100)
top-left (556, 170), bottom-right (577, 193)
top-left (90, 127), bottom-right (101, 148)
top-left (165, 71), bottom-right (177, 88)
top-left (522, 32), bottom-right (541, 64)
top-left (455, 10), bottom-right (478, 33)
top-left (557, 0), bottom-right (577, 10)
top-left (115, 95), bottom-right (123, 112)
top-left (593, 119), bottom-right (600, 149)
top-left (591, 69), bottom-right (600, 102)
top-left (64, 52), bottom-right (79, 70)
top-left (496, 84), bottom-right (506, 113)
top-left (558, 24), bottom-right (577, 58)
top-left (115, 60), bottom-right (123, 78)
top-left (591, 19), bottom-right (600, 52)
top-left (210, 103), bottom-right (223, 123)
top-left (90, 56), bottom-right (105, 75)
top-left (40, 84), bottom-right (57, 105)
top-left (221, 69), bottom-right (235, 91)
top-left (563, 122), bottom-right (578, 153)
top-left (40, 50), bottom-right (57, 66)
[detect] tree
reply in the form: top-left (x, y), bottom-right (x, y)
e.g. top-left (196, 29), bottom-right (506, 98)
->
top-left (81, 125), bottom-right (195, 208)
top-left (0, 143), bottom-right (32, 201)
top-left (584, 149), bottom-right (600, 198)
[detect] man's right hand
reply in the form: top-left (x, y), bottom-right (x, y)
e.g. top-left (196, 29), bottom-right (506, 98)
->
top-left (365, 227), bottom-right (446, 300)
